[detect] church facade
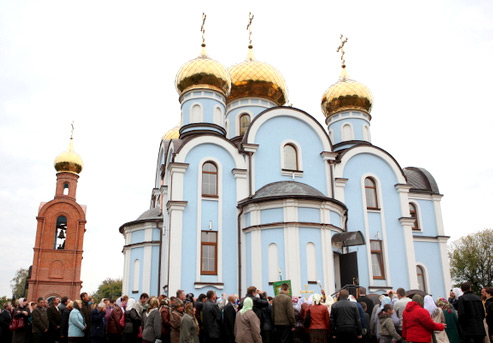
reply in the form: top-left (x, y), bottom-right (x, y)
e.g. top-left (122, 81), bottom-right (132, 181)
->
top-left (119, 36), bottom-right (451, 299)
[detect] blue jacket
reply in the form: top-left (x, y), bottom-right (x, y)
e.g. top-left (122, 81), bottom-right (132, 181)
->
top-left (68, 309), bottom-right (86, 338)
top-left (90, 308), bottom-right (106, 338)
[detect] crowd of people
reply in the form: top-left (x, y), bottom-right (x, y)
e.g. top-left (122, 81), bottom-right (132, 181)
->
top-left (0, 282), bottom-right (492, 343)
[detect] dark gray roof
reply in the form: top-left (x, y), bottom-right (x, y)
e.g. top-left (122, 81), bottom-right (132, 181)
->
top-left (252, 181), bottom-right (327, 199)
top-left (137, 208), bottom-right (162, 220)
top-left (404, 167), bottom-right (440, 194)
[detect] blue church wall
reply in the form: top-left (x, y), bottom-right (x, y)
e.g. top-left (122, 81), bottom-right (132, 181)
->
top-left (261, 208), bottom-right (283, 224)
top-left (129, 247), bottom-right (144, 294)
top-left (330, 211), bottom-right (341, 227)
top-left (244, 212), bottom-right (251, 227)
top-left (412, 199), bottom-right (438, 236)
top-left (226, 100), bottom-right (273, 137)
top-left (181, 95), bottom-right (225, 125)
top-left (368, 212), bottom-right (382, 238)
top-left (246, 232), bottom-right (252, 287)
top-left (414, 241), bottom-right (445, 297)
top-left (298, 228), bottom-right (323, 294)
top-left (201, 200), bottom-right (218, 229)
top-left (131, 230), bottom-right (145, 244)
top-left (150, 245), bottom-right (160, 296)
top-left (298, 207), bottom-right (320, 223)
top-left (261, 228), bottom-right (285, 292)
top-left (152, 228), bottom-right (160, 241)
top-left (254, 115), bottom-right (327, 193)
top-left (329, 117), bottom-right (368, 143)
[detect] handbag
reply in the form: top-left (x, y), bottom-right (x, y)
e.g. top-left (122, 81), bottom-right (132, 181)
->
top-left (9, 316), bottom-right (25, 331)
top-left (303, 309), bottom-right (311, 329)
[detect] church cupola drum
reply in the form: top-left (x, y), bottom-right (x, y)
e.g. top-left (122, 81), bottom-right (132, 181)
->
top-left (27, 125), bottom-right (87, 301)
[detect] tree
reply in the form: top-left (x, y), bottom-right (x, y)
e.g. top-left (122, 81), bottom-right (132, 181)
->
top-left (10, 268), bottom-right (29, 299)
top-left (92, 278), bottom-right (122, 303)
top-left (449, 228), bottom-right (493, 294)
top-left (0, 296), bottom-right (12, 308)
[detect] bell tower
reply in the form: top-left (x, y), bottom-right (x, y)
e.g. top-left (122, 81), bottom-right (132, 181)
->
top-left (27, 128), bottom-right (87, 301)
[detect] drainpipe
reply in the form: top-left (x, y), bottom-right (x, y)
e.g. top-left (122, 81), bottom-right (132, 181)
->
top-left (237, 206), bottom-right (244, 297)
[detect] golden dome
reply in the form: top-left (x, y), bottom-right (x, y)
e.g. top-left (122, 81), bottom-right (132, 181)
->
top-left (54, 138), bottom-right (83, 174)
top-left (227, 47), bottom-right (288, 106)
top-left (321, 67), bottom-right (373, 118)
top-left (175, 46), bottom-right (231, 97)
top-left (163, 125), bottom-right (180, 140)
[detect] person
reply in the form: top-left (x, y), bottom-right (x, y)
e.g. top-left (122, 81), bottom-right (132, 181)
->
top-left (142, 298), bottom-right (162, 343)
top-left (32, 297), bottom-right (49, 343)
top-left (241, 287), bottom-right (269, 322)
top-left (170, 299), bottom-right (184, 343)
top-left (393, 288), bottom-right (411, 335)
top-left (90, 302), bottom-right (106, 343)
top-left (176, 291), bottom-right (186, 304)
top-left (357, 287), bottom-right (374, 316)
top-left (259, 294), bottom-right (274, 343)
top-left (402, 294), bottom-right (445, 343)
top-left (194, 294), bottom-right (206, 343)
top-left (449, 288), bottom-right (462, 311)
top-left (458, 282), bottom-right (486, 343)
top-left (68, 300), bottom-right (86, 343)
top-left (202, 291), bottom-right (222, 343)
top-left (377, 304), bottom-right (402, 343)
top-left (80, 293), bottom-right (92, 343)
top-left (0, 302), bottom-right (13, 343)
top-left (436, 297), bottom-right (460, 343)
top-left (485, 288), bottom-right (493, 343)
top-left (234, 297), bottom-right (262, 343)
top-left (135, 293), bottom-right (149, 318)
top-left (180, 302), bottom-right (199, 343)
top-left (271, 283), bottom-right (295, 343)
top-left (306, 293), bottom-right (330, 343)
top-left (60, 301), bottom-right (73, 343)
top-left (47, 297), bottom-right (62, 343)
top-left (330, 289), bottom-right (362, 343)
top-left (371, 296), bottom-right (398, 342)
top-left (13, 297), bottom-right (32, 343)
top-left (424, 295), bottom-right (449, 343)
top-left (223, 295), bottom-right (237, 343)
top-left (107, 297), bottom-right (124, 343)
top-left (123, 298), bottom-right (141, 343)
top-left (159, 297), bottom-right (171, 343)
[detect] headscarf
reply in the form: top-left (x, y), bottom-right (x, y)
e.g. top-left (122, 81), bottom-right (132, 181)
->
top-left (173, 299), bottom-right (184, 310)
top-left (306, 295), bottom-right (314, 305)
top-left (18, 298), bottom-right (26, 307)
top-left (379, 296), bottom-right (392, 311)
top-left (349, 295), bottom-right (357, 303)
top-left (451, 288), bottom-right (463, 300)
top-left (116, 297), bottom-right (122, 308)
top-left (312, 294), bottom-right (322, 305)
top-left (424, 295), bottom-right (438, 316)
top-left (184, 302), bottom-right (194, 316)
top-left (293, 297), bottom-right (304, 313)
top-left (436, 297), bottom-right (453, 312)
top-left (412, 294), bottom-right (424, 307)
top-left (240, 297), bottom-right (253, 315)
top-left (126, 298), bottom-right (136, 311)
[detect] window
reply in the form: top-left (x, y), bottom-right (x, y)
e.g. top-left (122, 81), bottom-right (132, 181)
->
top-left (370, 240), bottom-right (385, 279)
top-left (306, 242), bottom-right (317, 282)
top-left (213, 107), bottom-right (222, 126)
top-left (416, 265), bottom-right (426, 293)
top-left (201, 231), bottom-right (217, 275)
top-left (63, 183), bottom-right (69, 195)
top-left (283, 144), bottom-right (299, 171)
top-left (133, 259), bottom-right (140, 292)
top-left (191, 104), bottom-right (201, 123)
top-left (409, 203), bottom-right (419, 230)
top-left (201, 162), bottom-right (218, 197)
top-left (363, 125), bottom-right (371, 142)
top-left (268, 243), bottom-right (279, 282)
top-left (365, 177), bottom-right (379, 209)
top-left (239, 113), bottom-right (251, 136)
top-left (342, 124), bottom-right (353, 141)
top-left (54, 216), bottom-right (67, 250)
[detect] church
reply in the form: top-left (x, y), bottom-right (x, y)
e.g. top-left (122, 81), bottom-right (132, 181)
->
top-left (119, 22), bottom-right (451, 299)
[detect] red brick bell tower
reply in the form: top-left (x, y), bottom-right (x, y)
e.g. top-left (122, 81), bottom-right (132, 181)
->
top-left (27, 132), bottom-right (87, 301)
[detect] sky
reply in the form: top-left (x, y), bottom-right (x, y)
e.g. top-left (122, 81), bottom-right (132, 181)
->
top-left (0, 1), bottom-right (492, 297)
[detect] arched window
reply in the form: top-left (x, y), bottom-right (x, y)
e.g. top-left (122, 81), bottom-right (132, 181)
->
top-left (202, 162), bottom-right (218, 197)
top-left (201, 231), bottom-right (217, 275)
top-left (370, 240), bottom-right (385, 279)
top-left (213, 107), bottom-right (222, 126)
top-left (63, 183), bottom-right (69, 195)
top-left (283, 144), bottom-right (298, 171)
top-left (342, 124), bottom-right (353, 141)
top-left (409, 203), bottom-right (419, 230)
top-left (306, 242), bottom-right (317, 282)
top-left (416, 265), bottom-right (426, 293)
top-left (239, 113), bottom-right (251, 136)
top-left (133, 259), bottom-right (140, 292)
top-left (191, 104), bottom-right (201, 123)
top-left (365, 177), bottom-right (379, 209)
top-left (363, 125), bottom-right (371, 141)
top-left (268, 243), bottom-right (279, 282)
top-left (54, 216), bottom-right (67, 250)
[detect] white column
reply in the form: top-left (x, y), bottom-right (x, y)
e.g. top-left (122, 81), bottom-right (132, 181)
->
top-left (284, 199), bottom-right (300, 295)
top-left (334, 178), bottom-right (348, 202)
top-left (320, 203), bottom-right (335, 294)
top-left (166, 201), bottom-right (187, 297)
top-left (438, 236), bottom-right (452, 296)
top-left (142, 226), bottom-right (152, 294)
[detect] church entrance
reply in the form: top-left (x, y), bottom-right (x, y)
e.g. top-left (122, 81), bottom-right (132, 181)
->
top-left (339, 251), bottom-right (359, 289)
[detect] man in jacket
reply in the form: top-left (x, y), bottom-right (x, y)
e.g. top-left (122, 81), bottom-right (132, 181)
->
top-left (80, 293), bottom-right (92, 343)
top-left (107, 300), bottom-right (124, 343)
top-left (222, 295), bottom-right (237, 343)
top-left (47, 297), bottom-right (61, 343)
top-left (32, 297), bottom-right (49, 343)
top-left (0, 302), bottom-right (12, 343)
top-left (393, 287), bottom-right (411, 335)
top-left (357, 287), bottom-right (374, 316)
top-left (271, 283), bottom-right (295, 343)
top-left (242, 286), bottom-right (269, 320)
top-left (202, 291), bottom-right (222, 343)
top-left (330, 290), bottom-right (362, 343)
top-left (458, 282), bottom-right (486, 343)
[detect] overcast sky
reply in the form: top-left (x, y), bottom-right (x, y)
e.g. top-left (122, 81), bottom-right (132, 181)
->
top-left (1, 1), bottom-right (492, 297)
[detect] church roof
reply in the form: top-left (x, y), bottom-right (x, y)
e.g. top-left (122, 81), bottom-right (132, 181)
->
top-left (404, 167), bottom-right (440, 194)
top-left (137, 208), bottom-right (162, 220)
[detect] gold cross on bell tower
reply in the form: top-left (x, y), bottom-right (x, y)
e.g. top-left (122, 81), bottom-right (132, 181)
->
top-left (201, 13), bottom-right (207, 47)
top-left (300, 284), bottom-right (314, 300)
top-left (247, 12), bottom-right (254, 48)
top-left (337, 34), bottom-right (348, 68)
top-left (70, 121), bottom-right (75, 139)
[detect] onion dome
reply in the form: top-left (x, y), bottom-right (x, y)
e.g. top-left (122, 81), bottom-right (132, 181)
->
top-left (54, 137), bottom-right (83, 174)
top-left (175, 45), bottom-right (231, 97)
top-left (227, 46), bottom-right (288, 106)
top-left (163, 125), bottom-right (180, 140)
top-left (321, 67), bottom-right (373, 118)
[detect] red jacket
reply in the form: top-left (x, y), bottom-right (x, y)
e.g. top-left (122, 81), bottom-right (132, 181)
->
top-left (402, 302), bottom-right (444, 343)
top-left (308, 304), bottom-right (330, 331)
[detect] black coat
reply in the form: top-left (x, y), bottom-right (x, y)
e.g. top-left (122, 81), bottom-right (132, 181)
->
top-left (458, 291), bottom-right (486, 337)
top-left (60, 308), bottom-right (71, 338)
top-left (222, 303), bottom-right (236, 338)
top-left (330, 298), bottom-right (362, 336)
top-left (0, 309), bottom-right (12, 342)
top-left (357, 296), bottom-right (374, 315)
top-left (90, 308), bottom-right (106, 338)
top-left (47, 305), bottom-right (61, 340)
top-left (485, 297), bottom-right (493, 337)
top-left (80, 301), bottom-right (91, 330)
top-left (202, 300), bottom-right (222, 339)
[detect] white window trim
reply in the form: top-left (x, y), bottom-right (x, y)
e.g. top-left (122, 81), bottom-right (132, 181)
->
top-left (190, 102), bottom-right (203, 124)
top-left (268, 243), bottom-right (279, 282)
top-left (409, 201), bottom-right (424, 232)
top-left (280, 139), bottom-right (303, 174)
top-left (213, 105), bottom-right (223, 126)
top-left (236, 111), bottom-right (253, 136)
top-left (306, 242), bottom-right (317, 282)
top-left (416, 262), bottom-right (430, 294)
top-left (341, 122), bottom-right (354, 141)
top-left (363, 124), bottom-right (371, 142)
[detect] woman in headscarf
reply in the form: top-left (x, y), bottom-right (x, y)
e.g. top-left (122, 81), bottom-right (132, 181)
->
top-left (142, 298), bottom-right (163, 343)
top-left (170, 299), bottom-right (184, 343)
top-left (436, 297), bottom-right (460, 343)
top-left (306, 294), bottom-right (330, 343)
top-left (371, 296), bottom-right (399, 341)
top-left (234, 297), bottom-right (262, 343)
top-left (68, 300), bottom-right (86, 343)
top-left (424, 295), bottom-right (449, 343)
top-left (12, 298), bottom-right (31, 343)
top-left (402, 294), bottom-right (445, 343)
top-left (180, 302), bottom-right (199, 343)
top-left (448, 288), bottom-right (462, 311)
top-left (123, 298), bottom-right (141, 343)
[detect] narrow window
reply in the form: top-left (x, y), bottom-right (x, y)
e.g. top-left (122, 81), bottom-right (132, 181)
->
top-left (283, 144), bottom-right (298, 171)
top-left (133, 259), bottom-right (140, 292)
top-left (370, 240), bottom-right (385, 279)
top-left (201, 231), bottom-right (217, 275)
top-left (416, 265), bottom-right (426, 293)
top-left (409, 203), bottom-right (419, 230)
top-left (342, 124), bottom-right (353, 141)
top-left (191, 104), bottom-right (201, 123)
top-left (239, 113), bottom-right (251, 136)
top-left (213, 107), bottom-right (222, 126)
top-left (268, 243), bottom-right (279, 282)
top-left (306, 242), bottom-right (317, 282)
top-left (365, 177), bottom-right (379, 209)
top-left (363, 125), bottom-right (371, 141)
top-left (201, 162), bottom-right (218, 197)
top-left (63, 183), bottom-right (69, 195)
top-left (54, 216), bottom-right (67, 250)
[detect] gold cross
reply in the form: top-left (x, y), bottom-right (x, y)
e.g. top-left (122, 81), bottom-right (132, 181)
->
top-left (247, 12), bottom-right (254, 47)
top-left (300, 284), bottom-right (314, 300)
top-left (70, 121), bottom-right (74, 139)
top-left (201, 13), bottom-right (207, 47)
top-left (337, 34), bottom-right (348, 68)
